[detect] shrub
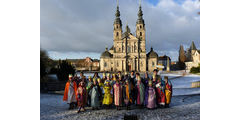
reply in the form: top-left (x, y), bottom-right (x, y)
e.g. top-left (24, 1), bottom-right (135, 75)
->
top-left (177, 61), bottom-right (186, 70)
top-left (56, 60), bottom-right (76, 81)
top-left (190, 65), bottom-right (200, 73)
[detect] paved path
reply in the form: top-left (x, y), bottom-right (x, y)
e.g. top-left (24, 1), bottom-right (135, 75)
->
top-left (40, 93), bottom-right (199, 120)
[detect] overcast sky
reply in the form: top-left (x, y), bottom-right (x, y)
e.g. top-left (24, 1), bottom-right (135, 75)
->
top-left (40, 0), bottom-right (200, 61)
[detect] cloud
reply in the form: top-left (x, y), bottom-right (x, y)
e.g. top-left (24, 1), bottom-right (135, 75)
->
top-left (40, 0), bottom-right (200, 61)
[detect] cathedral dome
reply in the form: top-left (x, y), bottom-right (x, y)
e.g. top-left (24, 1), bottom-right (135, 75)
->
top-left (101, 48), bottom-right (112, 58)
top-left (147, 47), bottom-right (158, 58)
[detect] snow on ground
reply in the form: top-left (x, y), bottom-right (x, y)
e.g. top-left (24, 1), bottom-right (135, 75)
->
top-left (41, 75), bottom-right (200, 120)
top-left (40, 94), bottom-right (199, 120)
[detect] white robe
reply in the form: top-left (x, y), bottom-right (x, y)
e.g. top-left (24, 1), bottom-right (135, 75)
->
top-left (67, 82), bottom-right (77, 103)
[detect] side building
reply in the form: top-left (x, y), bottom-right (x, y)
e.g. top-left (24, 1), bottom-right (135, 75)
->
top-left (68, 57), bottom-right (100, 71)
top-left (179, 41), bottom-right (200, 70)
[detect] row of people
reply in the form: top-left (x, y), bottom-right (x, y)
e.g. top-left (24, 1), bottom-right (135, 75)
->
top-left (63, 70), bottom-right (172, 113)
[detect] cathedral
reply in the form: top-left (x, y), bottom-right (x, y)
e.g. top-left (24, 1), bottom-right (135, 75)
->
top-left (100, 2), bottom-right (158, 72)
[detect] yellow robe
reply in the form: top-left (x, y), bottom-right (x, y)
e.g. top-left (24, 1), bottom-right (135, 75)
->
top-left (102, 86), bottom-right (113, 105)
top-left (165, 89), bottom-right (172, 104)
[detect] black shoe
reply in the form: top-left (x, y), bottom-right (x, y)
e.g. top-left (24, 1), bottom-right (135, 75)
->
top-left (165, 104), bottom-right (169, 108)
top-left (69, 103), bottom-right (73, 110)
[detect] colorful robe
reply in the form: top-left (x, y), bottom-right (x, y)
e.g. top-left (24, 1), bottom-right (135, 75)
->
top-left (113, 83), bottom-right (123, 106)
top-left (165, 80), bottom-right (172, 105)
top-left (156, 81), bottom-right (166, 105)
top-left (123, 83), bottom-right (132, 105)
top-left (143, 77), bottom-right (149, 88)
top-left (145, 86), bottom-right (157, 109)
top-left (89, 85), bottom-right (102, 107)
top-left (136, 82), bottom-right (145, 105)
top-left (86, 81), bottom-right (93, 106)
top-left (102, 86), bottom-right (113, 105)
top-left (77, 85), bottom-right (87, 107)
top-left (129, 76), bottom-right (136, 103)
top-left (63, 81), bottom-right (77, 103)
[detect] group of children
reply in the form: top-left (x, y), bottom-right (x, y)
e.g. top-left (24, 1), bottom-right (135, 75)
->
top-left (63, 69), bottom-right (172, 113)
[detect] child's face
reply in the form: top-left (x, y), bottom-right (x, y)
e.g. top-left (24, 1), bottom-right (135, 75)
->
top-left (137, 80), bottom-right (141, 84)
top-left (165, 78), bottom-right (168, 83)
top-left (80, 82), bottom-right (83, 86)
top-left (149, 84), bottom-right (152, 87)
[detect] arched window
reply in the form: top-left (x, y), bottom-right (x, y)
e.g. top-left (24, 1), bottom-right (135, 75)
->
top-left (104, 62), bottom-right (107, 67)
top-left (116, 32), bottom-right (119, 36)
top-left (127, 46), bottom-right (131, 53)
top-left (140, 25), bottom-right (142, 29)
top-left (140, 32), bottom-right (142, 36)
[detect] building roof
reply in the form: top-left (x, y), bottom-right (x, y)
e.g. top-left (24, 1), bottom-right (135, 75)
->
top-left (158, 55), bottom-right (171, 61)
top-left (92, 59), bottom-right (100, 62)
top-left (109, 46), bottom-right (114, 50)
top-left (101, 48), bottom-right (113, 58)
top-left (147, 47), bottom-right (158, 58)
top-left (190, 41), bottom-right (197, 50)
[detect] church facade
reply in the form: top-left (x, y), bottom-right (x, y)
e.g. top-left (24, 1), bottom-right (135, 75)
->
top-left (100, 3), bottom-right (158, 72)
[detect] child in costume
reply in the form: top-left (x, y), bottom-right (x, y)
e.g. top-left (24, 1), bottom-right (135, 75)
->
top-left (145, 80), bottom-right (157, 109)
top-left (63, 74), bottom-right (78, 110)
top-left (123, 79), bottom-right (132, 110)
top-left (117, 71), bottom-right (123, 81)
top-left (156, 77), bottom-right (166, 108)
top-left (89, 79), bottom-right (102, 110)
top-left (113, 79), bottom-right (123, 110)
top-left (86, 76), bottom-right (93, 106)
top-left (102, 72), bottom-right (107, 82)
top-left (97, 78), bottom-right (104, 106)
top-left (164, 76), bottom-right (172, 108)
top-left (152, 69), bottom-right (160, 86)
top-left (79, 71), bottom-right (87, 83)
top-left (98, 78), bottom-right (104, 87)
top-left (110, 74), bottom-right (117, 86)
top-left (135, 76), bottom-right (145, 108)
top-left (143, 72), bottom-right (149, 87)
top-left (102, 80), bottom-right (113, 109)
top-left (76, 81), bottom-right (87, 113)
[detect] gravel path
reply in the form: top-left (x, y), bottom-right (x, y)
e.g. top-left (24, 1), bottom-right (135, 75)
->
top-left (40, 93), bottom-right (199, 120)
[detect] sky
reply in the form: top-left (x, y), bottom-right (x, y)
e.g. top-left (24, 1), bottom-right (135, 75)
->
top-left (40, 0), bottom-right (200, 61)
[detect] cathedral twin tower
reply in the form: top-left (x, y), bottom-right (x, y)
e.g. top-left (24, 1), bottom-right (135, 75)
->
top-left (100, 1), bottom-right (159, 72)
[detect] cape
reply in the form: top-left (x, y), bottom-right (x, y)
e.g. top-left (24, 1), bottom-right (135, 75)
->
top-left (63, 81), bottom-right (77, 101)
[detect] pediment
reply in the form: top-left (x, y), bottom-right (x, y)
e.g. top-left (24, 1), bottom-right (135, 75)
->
top-left (121, 32), bottom-right (138, 41)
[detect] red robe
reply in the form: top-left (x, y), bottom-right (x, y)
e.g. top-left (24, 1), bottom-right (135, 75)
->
top-left (113, 83), bottom-right (123, 106)
top-left (76, 85), bottom-right (87, 107)
top-left (156, 83), bottom-right (166, 105)
top-left (63, 81), bottom-right (77, 101)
